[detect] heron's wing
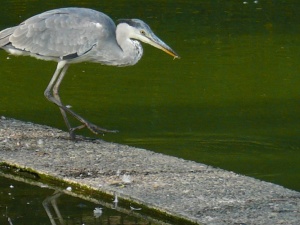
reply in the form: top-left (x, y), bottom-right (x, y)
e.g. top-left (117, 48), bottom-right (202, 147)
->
top-left (8, 8), bottom-right (116, 58)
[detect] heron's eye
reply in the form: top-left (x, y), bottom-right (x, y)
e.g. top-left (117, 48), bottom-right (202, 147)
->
top-left (140, 30), bottom-right (146, 35)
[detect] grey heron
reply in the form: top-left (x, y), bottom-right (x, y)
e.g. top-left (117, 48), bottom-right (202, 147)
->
top-left (0, 7), bottom-right (180, 139)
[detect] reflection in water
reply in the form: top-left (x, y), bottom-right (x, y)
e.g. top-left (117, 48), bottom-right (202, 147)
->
top-left (0, 175), bottom-right (157, 225)
top-left (112, 192), bottom-right (119, 209)
top-left (8, 217), bottom-right (13, 225)
top-left (42, 190), bottom-right (151, 225)
top-left (43, 191), bottom-right (150, 225)
top-left (43, 191), bottom-right (137, 225)
top-left (43, 191), bottom-right (65, 225)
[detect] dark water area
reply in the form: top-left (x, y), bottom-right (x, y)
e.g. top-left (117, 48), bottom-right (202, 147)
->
top-left (0, 174), bottom-right (158, 225)
top-left (0, 0), bottom-right (299, 194)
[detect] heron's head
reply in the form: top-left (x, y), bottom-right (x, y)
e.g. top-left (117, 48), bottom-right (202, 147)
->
top-left (117, 19), bottom-right (180, 59)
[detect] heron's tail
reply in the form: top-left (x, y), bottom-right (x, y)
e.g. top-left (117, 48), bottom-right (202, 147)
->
top-left (0, 26), bottom-right (17, 47)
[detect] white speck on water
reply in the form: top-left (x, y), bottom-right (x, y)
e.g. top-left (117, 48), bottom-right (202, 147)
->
top-left (10, 185), bottom-right (14, 188)
top-left (93, 207), bottom-right (103, 218)
top-left (130, 205), bottom-right (142, 211)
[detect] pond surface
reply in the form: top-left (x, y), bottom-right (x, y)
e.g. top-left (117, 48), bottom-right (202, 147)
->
top-left (0, 0), bottom-right (300, 191)
top-left (0, 174), bottom-right (160, 225)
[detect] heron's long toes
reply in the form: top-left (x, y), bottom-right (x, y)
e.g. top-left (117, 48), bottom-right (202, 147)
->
top-left (86, 123), bottom-right (118, 134)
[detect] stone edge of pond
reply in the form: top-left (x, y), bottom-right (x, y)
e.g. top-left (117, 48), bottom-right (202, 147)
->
top-left (0, 117), bottom-right (300, 225)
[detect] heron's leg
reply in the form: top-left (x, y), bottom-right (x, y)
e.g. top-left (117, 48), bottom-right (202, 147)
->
top-left (52, 64), bottom-right (72, 130)
top-left (44, 61), bottom-right (118, 138)
top-left (44, 62), bottom-right (74, 133)
top-left (44, 61), bottom-right (66, 99)
top-left (52, 64), bottom-right (86, 138)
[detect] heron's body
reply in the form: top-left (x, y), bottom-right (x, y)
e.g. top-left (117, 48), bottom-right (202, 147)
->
top-left (1, 8), bottom-right (143, 66)
top-left (0, 7), bottom-right (179, 139)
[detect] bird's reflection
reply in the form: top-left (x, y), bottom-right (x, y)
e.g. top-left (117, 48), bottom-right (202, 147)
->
top-left (42, 191), bottom-right (66, 225)
top-left (42, 190), bottom-right (149, 225)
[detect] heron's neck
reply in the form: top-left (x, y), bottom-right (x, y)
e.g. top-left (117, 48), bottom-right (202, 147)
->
top-left (115, 24), bottom-right (143, 66)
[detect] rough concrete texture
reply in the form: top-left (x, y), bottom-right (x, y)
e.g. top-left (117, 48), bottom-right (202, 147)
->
top-left (0, 117), bottom-right (299, 224)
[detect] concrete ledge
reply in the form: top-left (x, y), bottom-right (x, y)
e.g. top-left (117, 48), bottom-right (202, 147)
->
top-left (0, 117), bottom-right (299, 224)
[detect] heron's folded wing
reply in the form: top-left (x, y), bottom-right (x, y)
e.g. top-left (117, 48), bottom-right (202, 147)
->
top-left (8, 8), bottom-right (116, 58)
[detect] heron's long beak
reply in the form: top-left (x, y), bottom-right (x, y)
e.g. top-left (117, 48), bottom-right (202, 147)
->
top-left (145, 34), bottom-right (180, 59)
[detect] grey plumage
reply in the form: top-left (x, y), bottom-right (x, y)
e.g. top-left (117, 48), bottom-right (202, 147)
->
top-left (1, 8), bottom-right (120, 63)
top-left (0, 7), bottom-right (179, 139)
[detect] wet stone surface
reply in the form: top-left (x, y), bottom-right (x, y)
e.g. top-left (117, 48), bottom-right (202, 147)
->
top-left (0, 117), bottom-right (300, 224)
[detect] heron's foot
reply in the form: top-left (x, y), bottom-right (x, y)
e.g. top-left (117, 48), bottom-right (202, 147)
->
top-left (69, 121), bottom-right (118, 135)
top-left (69, 124), bottom-right (86, 140)
top-left (86, 122), bottom-right (118, 135)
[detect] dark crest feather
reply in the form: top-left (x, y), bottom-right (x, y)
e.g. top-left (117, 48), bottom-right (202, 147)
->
top-left (117, 19), bottom-right (150, 30)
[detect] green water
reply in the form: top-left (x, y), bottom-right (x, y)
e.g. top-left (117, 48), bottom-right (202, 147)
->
top-left (0, 174), bottom-right (159, 225)
top-left (0, 1), bottom-right (300, 191)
